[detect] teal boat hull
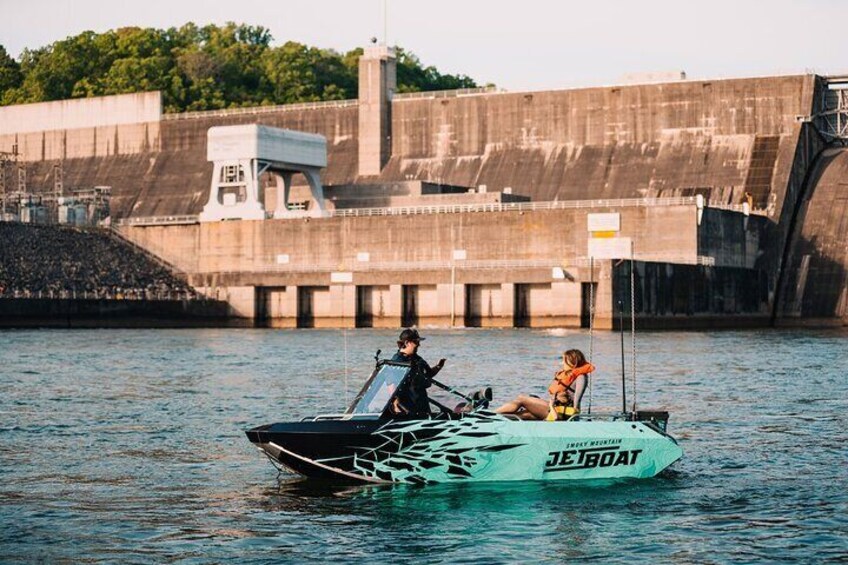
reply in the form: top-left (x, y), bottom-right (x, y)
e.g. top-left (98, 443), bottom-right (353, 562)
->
top-left (249, 412), bottom-right (683, 484)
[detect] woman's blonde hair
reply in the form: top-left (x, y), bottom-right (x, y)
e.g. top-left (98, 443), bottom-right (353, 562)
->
top-left (562, 349), bottom-right (587, 368)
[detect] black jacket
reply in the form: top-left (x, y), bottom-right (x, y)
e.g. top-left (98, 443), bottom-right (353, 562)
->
top-left (391, 351), bottom-right (433, 417)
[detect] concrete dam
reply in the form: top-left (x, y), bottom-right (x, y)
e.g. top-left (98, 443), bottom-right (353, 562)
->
top-left (1, 46), bottom-right (845, 328)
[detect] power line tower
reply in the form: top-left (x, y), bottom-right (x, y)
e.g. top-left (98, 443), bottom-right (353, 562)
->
top-left (53, 162), bottom-right (64, 198)
top-left (17, 163), bottom-right (26, 195)
top-left (53, 162), bottom-right (64, 223)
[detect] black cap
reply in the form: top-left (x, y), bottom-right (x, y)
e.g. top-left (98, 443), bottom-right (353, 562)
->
top-left (398, 328), bottom-right (425, 343)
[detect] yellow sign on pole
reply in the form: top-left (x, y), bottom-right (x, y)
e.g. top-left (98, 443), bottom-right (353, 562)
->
top-left (590, 230), bottom-right (617, 239)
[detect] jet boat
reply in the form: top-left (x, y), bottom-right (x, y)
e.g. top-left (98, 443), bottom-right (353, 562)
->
top-left (245, 360), bottom-right (683, 484)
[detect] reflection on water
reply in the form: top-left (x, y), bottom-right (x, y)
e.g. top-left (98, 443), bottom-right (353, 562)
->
top-left (1, 328), bottom-right (847, 562)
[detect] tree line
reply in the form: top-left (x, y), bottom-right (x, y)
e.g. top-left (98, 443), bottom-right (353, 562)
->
top-left (0, 23), bottom-right (478, 113)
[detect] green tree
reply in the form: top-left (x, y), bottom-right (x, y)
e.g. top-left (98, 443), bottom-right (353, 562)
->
top-left (0, 45), bottom-right (22, 96)
top-left (261, 42), bottom-right (321, 104)
top-left (395, 48), bottom-right (477, 93)
top-left (0, 24), bottom-right (481, 111)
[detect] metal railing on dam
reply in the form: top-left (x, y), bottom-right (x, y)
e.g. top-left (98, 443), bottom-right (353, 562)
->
top-left (332, 197), bottom-right (759, 217)
top-left (161, 99), bottom-right (358, 121)
top-left (115, 215), bottom-right (200, 226)
top-left (393, 86), bottom-right (501, 100)
top-left (158, 87), bottom-right (500, 120)
top-left (113, 197), bottom-right (763, 227)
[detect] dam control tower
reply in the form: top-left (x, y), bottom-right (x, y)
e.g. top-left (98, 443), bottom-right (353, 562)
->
top-left (358, 45), bottom-right (396, 177)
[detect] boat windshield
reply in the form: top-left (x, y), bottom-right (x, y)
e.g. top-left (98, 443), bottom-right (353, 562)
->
top-left (345, 362), bottom-right (411, 415)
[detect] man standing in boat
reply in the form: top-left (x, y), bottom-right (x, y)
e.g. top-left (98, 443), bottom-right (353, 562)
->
top-left (390, 328), bottom-right (446, 417)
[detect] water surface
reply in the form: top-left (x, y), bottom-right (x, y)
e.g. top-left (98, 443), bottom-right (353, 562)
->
top-left (1, 328), bottom-right (846, 563)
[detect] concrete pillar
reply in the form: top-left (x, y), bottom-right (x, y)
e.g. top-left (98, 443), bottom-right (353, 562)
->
top-left (342, 284), bottom-right (356, 328)
top-left (551, 281), bottom-right (582, 327)
top-left (454, 283), bottom-right (466, 324)
top-left (259, 286), bottom-right (298, 328)
top-left (500, 283), bottom-right (515, 326)
top-left (386, 284), bottom-right (403, 326)
top-left (358, 46), bottom-right (396, 177)
top-left (366, 285), bottom-right (400, 328)
top-left (325, 284), bottom-right (355, 328)
top-left (593, 262), bottom-right (614, 330)
top-left (225, 286), bottom-right (257, 318)
top-left (280, 286), bottom-right (298, 319)
top-left (431, 283), bottom-right (465, 326)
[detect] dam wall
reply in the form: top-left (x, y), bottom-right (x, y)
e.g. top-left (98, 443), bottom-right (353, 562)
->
top-left (3, 72), bottom-right (843, 326)
top-left (385, 76), bottom-right (815, 212)
top-left (2, 76), bottom-right (816, 218)
top-left (776, 147), bottom-right (848, 325)
top-left (0, 92), bottom-right (162, 175)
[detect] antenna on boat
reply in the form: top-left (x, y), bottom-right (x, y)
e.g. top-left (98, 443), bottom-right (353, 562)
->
top-left (342, 286), bottom-right (349, 409)
top-left (630, 242), bottom-right (637, 414)
top-left (344, 325), bottom-right (349, 408)
top-left (618, 298), bottom-right (627, 415)
top-left (587, 256), bottom-right (594, 415)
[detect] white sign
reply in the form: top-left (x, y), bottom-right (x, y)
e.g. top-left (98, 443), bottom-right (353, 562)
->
top-left (587, 212), bottom-right (621, 232)
top-left (453, 249), bottom-right (467, 261)
top-left (330, 272), bottom-right (353, 283)
top-left (552, 267), bottom-right (566, 280)
top-left (276, 254), bottom-right (290, 264)
top-left (588, 237), bottom-right (632, 259)
top-left (356, 252), bottom-right (370, 262)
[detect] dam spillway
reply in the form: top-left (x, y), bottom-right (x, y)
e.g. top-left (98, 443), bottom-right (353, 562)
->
top-left (0, 53), bottom-right (845, 328)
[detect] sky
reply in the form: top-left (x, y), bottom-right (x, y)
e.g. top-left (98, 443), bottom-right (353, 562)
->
top-left (1, 0), bottom-right (847, 92)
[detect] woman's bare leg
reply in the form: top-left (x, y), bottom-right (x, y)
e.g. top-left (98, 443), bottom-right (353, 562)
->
top-left (495, 395), bottom-right (550, 420)
top-left (518, 395), bottom-right (552, 420)
top-left (494, 399), bottom-right (521, 413)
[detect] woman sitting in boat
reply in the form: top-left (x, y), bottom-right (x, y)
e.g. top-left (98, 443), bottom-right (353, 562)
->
top-left (494, 349), bottom-right (594, 420)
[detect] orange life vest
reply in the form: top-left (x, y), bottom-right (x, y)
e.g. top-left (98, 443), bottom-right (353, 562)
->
top-left (548, 362), bottom-right (595, 396)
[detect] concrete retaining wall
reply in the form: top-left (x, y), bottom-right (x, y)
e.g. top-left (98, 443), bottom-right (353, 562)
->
top-left (0, 297), bottom-right (232, 328)
top-left (118, 204), bottom-right (762, 328)
top-left (120, 205), bottom-right (703, 278)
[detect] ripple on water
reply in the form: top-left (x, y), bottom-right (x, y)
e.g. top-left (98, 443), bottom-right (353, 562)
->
top-left (0, 327), bottom-right (846, 563)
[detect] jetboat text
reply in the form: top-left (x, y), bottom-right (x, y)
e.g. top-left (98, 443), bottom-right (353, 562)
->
top-left (544, 446), bottom-right (642, 472)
